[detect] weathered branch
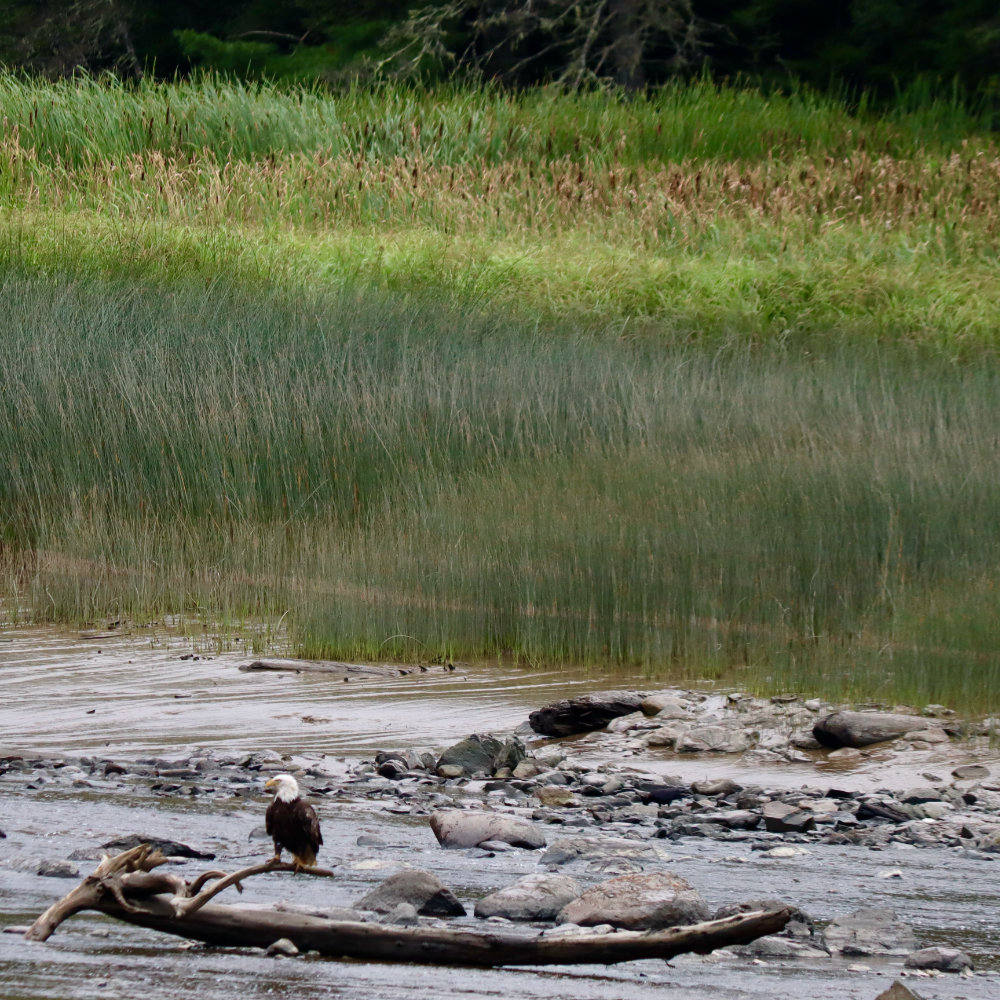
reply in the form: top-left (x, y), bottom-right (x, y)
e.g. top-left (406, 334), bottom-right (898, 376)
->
top-left (172, 860), bottom-right (337, 918)
top-left (26, 848), bottom-right (791, 966)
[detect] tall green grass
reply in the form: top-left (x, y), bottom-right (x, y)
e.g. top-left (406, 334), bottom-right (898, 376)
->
top-left (0, 72), bottom-right (991, 169)
top-left (3, 272), bottom-right (1000, 712)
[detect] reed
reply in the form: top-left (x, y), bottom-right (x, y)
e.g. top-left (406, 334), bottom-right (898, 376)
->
top-left (2, 74), bottom-right (999, 711)
top-left (3, 273), bottom-right (1000, 712)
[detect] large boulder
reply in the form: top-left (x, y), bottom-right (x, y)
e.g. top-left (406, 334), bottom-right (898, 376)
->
top-left (474, 874), bottom-right (582, 921)
top-left (557, 872), bottom-right (709, 930)
top-left (813, 711), bottom-right (934, 749)
top-left (353, 870), bottom-right (466, 917)
top-left (435, 735), bottom-right (526, 777)
top-left (528, 691), bottom-right (646, 736)
top-left (821, 906), bottom-right (918, 956)
top-left (429, 810), bottom-right (546, 850)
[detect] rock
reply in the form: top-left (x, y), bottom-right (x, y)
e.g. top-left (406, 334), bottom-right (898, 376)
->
top-left (353, 870), bottom-right (466, 917)
top-left (96, 835), bottom-right (215, 860)
top-left (952, 764), bottom-right (990, 781)
top-left (644, 726), bottom-right (683, 748)
top-left (904, 946), bottom-right (973, 972)
top-left (512, 759), bottom-right (542, 779)
top-left (900, 786), bottom-right (943, 804)
top-left (36, 860), bottom-right (80, 879)
top-left (813, 711), bottom-right (932, 749)
top-left (827, 747), bottom-right (863, 761)
top-left (534, 786), bottom-right (577, 807)
top-left (740, 936), bottom-right (829, 959)
top-left (762, 801), bottom-right (815, 833)
top-left (474, 874), bottom-right (582, 921)
top-left (377, 759), bottom-right (409, 780)
top-left (539, 835), bottom-right (661, 866)
top-left (266, 938), bottom-right (299, 957)
top-left (640, 694), bottom-right (691, 718)
top-left (436, 764), bottom-right (464, 779)
top-left (384, 902), bottom-right (419, 926)
top-left (528, 691), bottom-right (646, 736)
top-left (429, 810), bottom-right (545, 850)
top-left (906, 727), bottom-right (949, 744)
top-left (874, 984), bottom-right (926, 1000)
top-left (676, 726), bottom-right (749, 754)
top-left (557, 871), bottom-right (709, 930)
top-left (821, 907), bottom-right (918, 956)
top-left (435, 735), bottom-right (525, 777)
top-left (691, 778), bottom-right (741, 797)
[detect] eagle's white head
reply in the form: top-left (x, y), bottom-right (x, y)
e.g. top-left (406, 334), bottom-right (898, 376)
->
top-left (265, 773), bottom-right (300, 803)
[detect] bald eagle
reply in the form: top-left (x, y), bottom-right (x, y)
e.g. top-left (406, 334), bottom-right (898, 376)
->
top-left (264, 774), bottom-right (323, 869)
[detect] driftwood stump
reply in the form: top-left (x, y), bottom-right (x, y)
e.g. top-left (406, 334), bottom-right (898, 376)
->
top-left (26, 845), bottom-right (791, 967)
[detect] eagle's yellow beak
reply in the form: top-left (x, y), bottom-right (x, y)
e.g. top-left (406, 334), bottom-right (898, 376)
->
top-left (264, 777), bottom-right (277, 790)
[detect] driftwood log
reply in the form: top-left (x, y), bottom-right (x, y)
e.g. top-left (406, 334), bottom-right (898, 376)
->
top-left (26, 845), bottom-right (791, 967)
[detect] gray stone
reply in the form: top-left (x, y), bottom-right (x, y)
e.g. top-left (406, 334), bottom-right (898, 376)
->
top-left (904, 946), bottom-right (973, 972)
top-left (266, 938), bottom-right (299, 957)
top-left (901, 786), bottom-right (944, 804)
top-left (557, 871), bottom-right (709, 930)
top-left (676, 726), bottom-right (749, 754)
top-left (429, 810), bottom-right (545, 850)
top-left (740, 936), bottom-right (830, 959)
top-left (435, 734), bottom-right (525, 777)
top-left (353, 870), bottom-right (466, 917)
top-left (952, 764), bottom-right (990, 781)
top-left (874, 984), bottom-right (926, 1000)
top-left (691, 778), bottom-right (741, 797)
top-left (539, 835), bottom-right (661, 866)
top-left (821, 907), bottom-right (918, 956)
top-left (384, 902), bottom-right (419, 926)
top-left (474, 874), bottom-right (582, 921)
top-left (640, 694), bottom-right (692, 718)
top-left (36, 860), bottom-right (80, 879)
top-left (762, 801), bottom-right (815, 833)
top-left (813, 711), bottom-right (932, 749)
top-left (528, 691), bottom-right (646, 736)
top-left (534, 786), bottom-right (577, 808)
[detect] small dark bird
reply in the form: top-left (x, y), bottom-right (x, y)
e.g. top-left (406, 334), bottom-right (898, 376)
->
top-left (264, 773), bottom-right (323, 869)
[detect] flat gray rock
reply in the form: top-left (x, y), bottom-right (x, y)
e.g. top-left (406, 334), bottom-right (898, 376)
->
top-left (557, 871), bottom-right (709, 930)
top-left (904, 945), bottom-right (973, 972)
top-left (429, 810), bottom-right (545, 850)
top-left (821, 906), bottom-right (918, 956)
top-left (676, 726), bottom-right (750, 754)
top-left (353, 870), bottom-right (466, 917)
top-left (474, 874), bottom-right (582, 921)
top-left (539, 835), bottom-right (661, 866)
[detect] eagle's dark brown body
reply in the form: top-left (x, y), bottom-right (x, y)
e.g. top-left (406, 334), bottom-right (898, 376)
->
top-left (265, 778), bottom-right (323, 868)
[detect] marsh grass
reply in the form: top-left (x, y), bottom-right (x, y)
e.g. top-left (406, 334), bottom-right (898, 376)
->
top-left (4, 273), bottom-right (1000, 711)
top-left (2, 73), bottom-right (999, 353)
top-left (4, 74), bottom-right (1000, 710)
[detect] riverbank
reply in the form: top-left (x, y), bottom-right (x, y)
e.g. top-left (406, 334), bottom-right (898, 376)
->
top-left (3, 629), bottom-right (1000, 998)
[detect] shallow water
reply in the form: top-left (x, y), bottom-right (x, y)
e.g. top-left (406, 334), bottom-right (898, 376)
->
top-left (3, 625), bottom-right (1000, 1000)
